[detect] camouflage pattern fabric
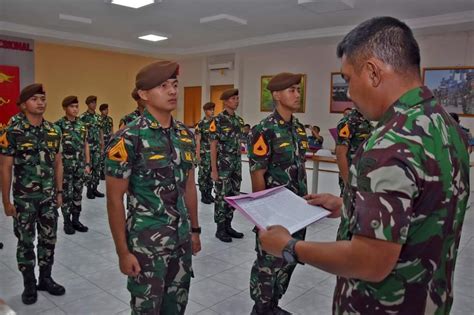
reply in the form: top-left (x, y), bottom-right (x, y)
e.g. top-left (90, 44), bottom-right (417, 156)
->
top-left (105, 109), bottom-right (196, 314)
top-left (336, 108), bottom-right (372, 195)
top-left (209, 109), bottom-right (244, 223)
top-left (55, 117), bottom-right (87, 218)
top-left (248, 110), bottom-right (308, 307)
top-left (0, 119), bottom-right (62, 272)
top-left (80, 111), bottom-right (102, 187)
top-left (119, 108), bottom-right (141, 129)
top-left (100, 115), bottom-right (113, 178)
top-left (195, 116), bottom-right (213, 195)
top-left (335, 86), bottom-right (470, 314)
top-left (7, 112), bottom-right (25, 126)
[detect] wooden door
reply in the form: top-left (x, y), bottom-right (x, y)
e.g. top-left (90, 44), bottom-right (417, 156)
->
top-left (210, 84), bottom-right (234, 114)
top-left (184, 86), bottom-right (202, 127)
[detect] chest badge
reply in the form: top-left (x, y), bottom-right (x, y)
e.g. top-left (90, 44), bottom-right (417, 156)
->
top-left (253, 134), bottom-right (268, 157)
top-left (209, 120), bottom-right (216, 132)
top-left (184, 151), bottom-right (193, 161)
top-left (339, 123), bottom-right (350, 138)
top-left (149, 154), bottom-right (164, 160)
top-left (279, 142), bottom-right (290, 148)
top-left (0, 132), bottom-right (9, 148)
top-left (108, 137), bottom-right (128, 162)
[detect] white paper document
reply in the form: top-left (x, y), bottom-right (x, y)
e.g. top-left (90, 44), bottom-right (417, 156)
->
top-left (225, 186), bottom-right (331, 234)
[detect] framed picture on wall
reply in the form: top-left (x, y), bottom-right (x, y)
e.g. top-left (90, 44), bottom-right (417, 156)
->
top-left (330, 72), bottom-right (354, 113)
top-left (260, 74), bottom-right (306, 113)
top-left (423, 67), bottom-right (474, 116)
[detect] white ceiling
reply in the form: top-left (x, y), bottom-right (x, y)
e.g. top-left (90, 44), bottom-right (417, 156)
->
top-left (1, 0), bottom-right (474, 57)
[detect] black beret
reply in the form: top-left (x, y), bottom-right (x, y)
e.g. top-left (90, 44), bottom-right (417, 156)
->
top-left (135, 60), bottom-right (179, 91)
top-left (62, 95), bottom-right (78, 107)
top-left (86, 95), bottom-right (97, 105)
top-left (267, 73), bottom-right (302, 92)
top-left (99, 103), bottom-right (109, 111)
top-left (131, 88), bottom-right (140, 101)
top-left (220, 88), bottom-right (239, 100)
top-left (203, 102), bottom-right (215, 110)
top-left (17, 83), bottom-right (45, 105)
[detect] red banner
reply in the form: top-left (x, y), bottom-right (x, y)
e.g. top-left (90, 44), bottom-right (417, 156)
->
top-left (0, 65), bottom-right (20, 129)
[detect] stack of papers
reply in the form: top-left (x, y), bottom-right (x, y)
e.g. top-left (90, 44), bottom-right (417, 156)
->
top-left (225, 186), bottom-right (330, 234)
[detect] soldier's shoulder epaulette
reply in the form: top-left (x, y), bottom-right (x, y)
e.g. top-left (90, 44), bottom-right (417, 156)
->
top-left (175, 120), bottom-right (193, 135)
top-left (336, 116), bottom-right (349, 129)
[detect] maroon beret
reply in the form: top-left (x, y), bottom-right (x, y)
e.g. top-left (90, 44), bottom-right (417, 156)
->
top-left (203, 102), bottom-right (215, 110)
top-left (62, 95), bottom-right (79, 107)
top-left (99, 103), bottom-right (109, 111)
top-left (267, 73), bottom-right (302, 92)
top-left (131, 88), bottom-right (140, 101)
top-left (86, 95), bottom-right (97, 105)
top-left (220, 88), bottom-right (239, 100)
top-left (135, 60), bottom-right (179, 91)
top-left (17, 83), bottom-right (45, 105)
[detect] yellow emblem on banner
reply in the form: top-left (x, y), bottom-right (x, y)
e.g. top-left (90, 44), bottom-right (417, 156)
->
top-left (339, 124), bottom-right (350, 138)
top-left (253, 134), bottom-right (268, 157)
top-left (0, 132), bottom-right (9, 148)
top-left (108, 137), bottom-right (128, 162)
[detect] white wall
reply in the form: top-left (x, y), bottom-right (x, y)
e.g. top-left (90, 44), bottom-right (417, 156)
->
top-left (178, 30), bottom-right (474, 149)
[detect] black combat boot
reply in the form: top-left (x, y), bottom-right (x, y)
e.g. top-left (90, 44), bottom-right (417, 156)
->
top-left (215, 222), bottom-right (232, 243)
top-left (225, 219), bottom-right (244, 238)
top-left (271, 300), bottom-right (292, 315)
top-left (200, 192), bottom-right (213, 204)
top-left (71, 212), bottom-right (88, 232)
top-left (86, 185), bottom-right (95, 199)
top-left (93, 185), bottom-right (104, 198)
top-left (251, 303), bottom-right (275, 315)
top-left (63, 214), bottom-right (75, 235)
top-left (21, 267), bottom-right (37, 305)
top-left (37, 266), bottom-right (65, 296)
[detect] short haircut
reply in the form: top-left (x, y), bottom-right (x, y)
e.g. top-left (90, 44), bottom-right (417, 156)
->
top-left (336, 16), bottom-right (420, 73)
top-left (244, 124), bottom-right (251, 128)
top-left (313, 126), bottom-right (320, 132)
top-left (99, 103), bottom-right (109, 111)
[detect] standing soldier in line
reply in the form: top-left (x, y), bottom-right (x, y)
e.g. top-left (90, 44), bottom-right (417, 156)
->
top-left (119, 88), bottom-right (145, 130)
top-left (99, 103), bottom-right (113, 180)
top-left (55, 96), bottom-right (91, 234)
top-left (195, 101), bottom-right (215, 204)
top-left (210, 88), bottom-right (245, 242)
top-left (0, 84), bottom-right (65, 305)
top-left (335, 107), bottom-right (372, 196)
top-left (248, 73), bottom-right (308, 315)
top-left (106, 60), bottom-right (201, 314)
top-left (80, 95), bottom-right (104, 199)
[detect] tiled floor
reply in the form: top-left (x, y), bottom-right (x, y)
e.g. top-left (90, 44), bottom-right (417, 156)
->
top-left (0, 182), bottom-right (473, 314)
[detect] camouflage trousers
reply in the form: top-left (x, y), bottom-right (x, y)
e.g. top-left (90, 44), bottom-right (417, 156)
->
top-left (86, 144), bottom-right (101, 188)
top-left (62, 163), bottom-right (85, 217)
top-left (198, 153), bottom-right (213, 195)
top-left (13, 196), bottom-right (58, 272)
top-left (214, 161), bottom-right (241, 224)
top-left (100, 135), bottom-right (112, 179)
top-left (128, 241), bottom-right (193, 315)
top-left (250, 228), bottom-right (306, 307)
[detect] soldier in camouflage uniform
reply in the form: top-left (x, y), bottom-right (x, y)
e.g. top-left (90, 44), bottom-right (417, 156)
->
top-left (106, 60), bottom-right (201, 315)
top-left (210, 88), bottom-right (245, 242)
top-left (335, 108), bottom-right (372, 196)
top-left (119, 88), bottom-right (145, 130)
top-left (248, 73), bottom-right (308, 315)
top-left (99, 103), bottom-right (113, 180)
top-left (7, 111), bottom-right (25, 126)
top-left (0, 84), bottom-right (65, 305)
top-left (258, 17), bottom-right (470, 315)
top-left (195, 101), bottom-right (215, 204)
top-left (79, 95), bottom-right (104, 199)
top-left (55, 96), bottom-right (91, 235)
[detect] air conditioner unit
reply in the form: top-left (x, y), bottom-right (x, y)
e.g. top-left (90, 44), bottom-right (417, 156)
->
top-left (208, 62), bottom-right (233, 71)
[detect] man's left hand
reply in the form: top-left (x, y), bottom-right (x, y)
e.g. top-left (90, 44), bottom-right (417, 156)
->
top-left (191, 233), bottom-right (201, 255)
top-left (258, 225), bottom-right (292, 257)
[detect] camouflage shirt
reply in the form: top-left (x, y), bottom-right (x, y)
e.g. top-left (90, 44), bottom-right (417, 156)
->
top-left (7, 112), bottom-right (25, 126)
top-left (100, 115), bottom-right (113, 139)
top-left (79, 111), bottom-right (102, 146)
top-left (195, 116), bottom-right (213, 154)
top-left (119, 108), bottom-right (141, 128)
top-left (0, 118), bottom-right (62, 199)
top-left (55, 117), bottom-right (87, 167)
top-left (105, 109), bottom-right (196, 251)
top-left (209, 109), bottom-right (244, 160)
top-left (248, 110), bottom-right (308, 196)
top-left (335, 87), bottom-right (470, 314)
top-left (336, 109), bottom-right (372, 165)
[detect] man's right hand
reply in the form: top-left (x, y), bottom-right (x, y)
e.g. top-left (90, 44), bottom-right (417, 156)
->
top-left (304, 193), bottom-right (342, 218)
top-left (211, 169), bottom-right (218, 181)
top-left (118, 252), bottom-right (141, 277)
top-left (3, 202), bottom-right (16, 217)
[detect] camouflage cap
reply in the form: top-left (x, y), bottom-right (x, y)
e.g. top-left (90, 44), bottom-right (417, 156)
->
top-left (267, 72), bottom-right (302, 92)
top-left (62, 95), bottom-right (79, 107)
top-left (86, 95), bottom-right (97, 105)
top-left (220, 88), bottom-right (239, 100)
top-left (131, 88), bottom-right (140, 101)
top-left (17, 83), bottom-right (45, 105)
top-left (203, 102), bottom-right (215, 110)
top-left (135, 60), bottom-right (179, 91)
top-left (99, 103), bottom-right (109, 111)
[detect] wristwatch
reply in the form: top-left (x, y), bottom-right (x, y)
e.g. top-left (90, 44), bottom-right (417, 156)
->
top-left (191, 227), bottom-right (201, 234)
top-left (282, 239), bottom-right (299, 264)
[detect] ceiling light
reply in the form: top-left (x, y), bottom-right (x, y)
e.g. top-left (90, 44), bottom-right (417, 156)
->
top-left (139, 34), bottom-right (168, 42)
top-left (111, 0), bottom-right (154, 9)
top-left (59, 14), bottom-right (92, 24)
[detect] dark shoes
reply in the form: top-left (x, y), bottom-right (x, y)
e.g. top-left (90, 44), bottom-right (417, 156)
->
top-left (72, 213), bottom-right (89, 233)
top-left (37, 266), bottom-right (65, 296)
top-left (251, 303), bottom-right (292, 315)
top-left (225, 221), bottom-right (244, 239)
top-left (86, 186), bottom-right (95, 199)
top-left (200, 192), bottom-right (215, 204)
top-left (215, 223), bottom-right (232, 243)
top-left (21, 268), bottom-right (37, 305)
